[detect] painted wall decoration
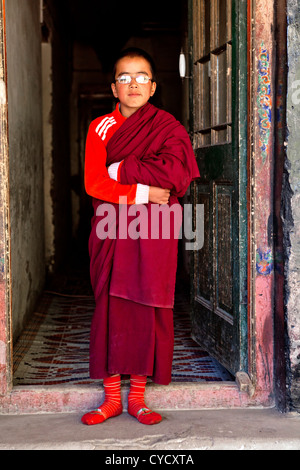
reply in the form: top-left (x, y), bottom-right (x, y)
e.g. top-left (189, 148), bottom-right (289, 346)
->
top-left (0, 253), bottom-right (4, 276)
top-left (257, 43), bottom-right (272, 163)
top-left (256, 248), bottom-right (273, 275)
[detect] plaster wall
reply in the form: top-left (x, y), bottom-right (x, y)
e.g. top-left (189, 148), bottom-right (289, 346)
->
top-left (285, 0), bottom-right (300, 412)
top-left (5, 0), bottom-right (45, 341)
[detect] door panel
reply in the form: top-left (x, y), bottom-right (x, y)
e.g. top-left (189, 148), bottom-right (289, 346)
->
top-left (189, 0), bottom-right (248, 375)
top-left (216, 185), bottom-right (233, 319)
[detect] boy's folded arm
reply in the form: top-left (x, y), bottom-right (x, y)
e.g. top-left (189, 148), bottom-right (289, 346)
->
top-left (118, 146), bottom-right (190, 197)
top-left (85, 125), bottom-right (147, 205)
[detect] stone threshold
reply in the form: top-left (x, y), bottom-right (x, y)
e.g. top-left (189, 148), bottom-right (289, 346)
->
top-left (0, 380), bottom-right (273, 414)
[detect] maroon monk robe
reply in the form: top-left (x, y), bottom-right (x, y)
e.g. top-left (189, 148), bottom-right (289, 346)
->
top-left (88, 102), bottom-right (200, 381)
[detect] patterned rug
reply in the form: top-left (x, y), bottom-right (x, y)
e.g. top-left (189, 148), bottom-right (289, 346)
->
top-left (13, 293), bottom-right (232, 386)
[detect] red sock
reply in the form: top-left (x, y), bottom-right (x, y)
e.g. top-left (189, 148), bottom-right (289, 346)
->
top-left (81, 375), bottom-right (123, 425)
top-left (128, 375), bottom-right (162, 425)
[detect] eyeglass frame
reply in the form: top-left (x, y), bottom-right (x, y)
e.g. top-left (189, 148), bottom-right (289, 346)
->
top-left (114, 73), bottom-right (154, 85)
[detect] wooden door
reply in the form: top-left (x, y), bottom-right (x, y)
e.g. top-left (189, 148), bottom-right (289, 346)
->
top-left (189, 0), bottom-right (248, 375)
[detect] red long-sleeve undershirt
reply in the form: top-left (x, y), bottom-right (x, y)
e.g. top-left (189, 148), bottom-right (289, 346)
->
top-left (84, 105), bottom-right (149, 205)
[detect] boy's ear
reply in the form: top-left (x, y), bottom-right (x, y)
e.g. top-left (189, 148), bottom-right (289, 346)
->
top-left (150, 81), bottom-right (157, 97)
top-left (111, 82), bottom-right (118, 98)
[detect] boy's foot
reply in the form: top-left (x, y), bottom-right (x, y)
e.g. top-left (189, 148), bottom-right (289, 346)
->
top-left (81, 374), bottom-right (122, 425)
top-left (81, 403), bottom-right (123, 425)
top-left (129, 405), bottom-right (162, 425)
top-left (128, 375), bottom-right (162, 425)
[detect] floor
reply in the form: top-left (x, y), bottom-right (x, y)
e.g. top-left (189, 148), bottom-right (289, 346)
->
top-left (1, 408), bottom-right (299, 450)
top-left (13, 260), bottom-right (233, 386)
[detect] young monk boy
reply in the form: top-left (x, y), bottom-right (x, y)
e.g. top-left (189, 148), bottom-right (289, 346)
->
top-left (82, 48), bottom-right (199, 426)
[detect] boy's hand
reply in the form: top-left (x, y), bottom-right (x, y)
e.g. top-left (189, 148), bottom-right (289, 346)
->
top-left (149, 187), bottom-right (170, 205)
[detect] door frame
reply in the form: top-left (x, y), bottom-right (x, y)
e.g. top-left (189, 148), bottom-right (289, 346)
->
top-left (0, 0), bottom-right (286, 411)
top-left (247, 0), bottom-right (277, 402)
top-left (0, 0), bottom-right (13, 397)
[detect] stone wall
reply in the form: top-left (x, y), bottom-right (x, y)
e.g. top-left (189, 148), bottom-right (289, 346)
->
top-left (285, 0), bottom-right (300, 412)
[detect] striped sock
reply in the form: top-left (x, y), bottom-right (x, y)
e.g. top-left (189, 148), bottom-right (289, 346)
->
top-left (128, 375), bottom-right (162, 425)
top-left (81, 375), bottom-right (123, 425)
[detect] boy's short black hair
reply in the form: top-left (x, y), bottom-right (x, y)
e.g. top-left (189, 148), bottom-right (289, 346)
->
top-left (112, 47), bottom-right (157, 83)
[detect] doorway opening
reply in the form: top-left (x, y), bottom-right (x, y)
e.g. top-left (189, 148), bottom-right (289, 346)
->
top-left (10, 0), bottom-right (234, 388)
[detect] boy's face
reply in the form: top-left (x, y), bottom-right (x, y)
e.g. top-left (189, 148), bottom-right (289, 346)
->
top-left (111, 56), bottom-right (156, 118)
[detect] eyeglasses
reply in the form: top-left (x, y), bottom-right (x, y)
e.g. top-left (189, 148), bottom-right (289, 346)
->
top-left (115, 74), bottom-right (153, 85)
